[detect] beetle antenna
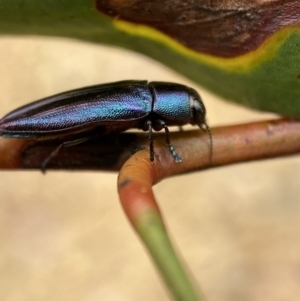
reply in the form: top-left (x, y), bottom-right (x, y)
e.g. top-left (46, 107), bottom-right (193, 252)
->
top-left (200, 122), bottom-right (213, 164)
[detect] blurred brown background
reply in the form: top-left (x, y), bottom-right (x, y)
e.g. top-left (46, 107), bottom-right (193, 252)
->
top-left (0, 36), bottom-right (299, 301)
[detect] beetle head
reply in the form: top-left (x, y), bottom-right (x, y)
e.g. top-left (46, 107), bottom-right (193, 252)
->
top-left (189, 88), bottom-right (206, 127)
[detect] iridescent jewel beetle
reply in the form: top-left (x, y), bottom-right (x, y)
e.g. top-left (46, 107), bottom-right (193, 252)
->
top-left (0, 80), bottom-right (212, 170)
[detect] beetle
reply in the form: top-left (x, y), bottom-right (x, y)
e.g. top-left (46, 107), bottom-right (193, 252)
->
top-left (0, 80), bottom-right (212, 170)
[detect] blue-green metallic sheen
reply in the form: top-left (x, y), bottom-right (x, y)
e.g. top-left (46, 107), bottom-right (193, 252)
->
top-left (0, 80), bottom-right (210, 164)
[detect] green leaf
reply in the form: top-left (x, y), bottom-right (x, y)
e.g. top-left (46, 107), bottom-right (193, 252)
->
top-left (0, 0), bottom-right (300, 116)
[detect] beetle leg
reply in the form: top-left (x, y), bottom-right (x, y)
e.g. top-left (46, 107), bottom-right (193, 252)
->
top-left (146, 120), bottom-right (155, 164)
top-left (159, 120), bottom-right (182, 163)
top-left (41, 136), bottom-right (92, 173)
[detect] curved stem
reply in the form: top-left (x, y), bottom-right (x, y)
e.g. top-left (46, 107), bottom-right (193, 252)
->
top-left (118, 153), bottom-right (204, 301)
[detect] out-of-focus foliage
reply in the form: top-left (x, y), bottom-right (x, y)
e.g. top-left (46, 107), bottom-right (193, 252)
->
top-left (0, 0), bottom-right (300, 116)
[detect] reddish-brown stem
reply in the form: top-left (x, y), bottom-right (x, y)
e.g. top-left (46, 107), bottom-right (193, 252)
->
top-left (0, 118), bottom-right (299, 174)
top-left (117, 117), bottom-right (300, 222)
